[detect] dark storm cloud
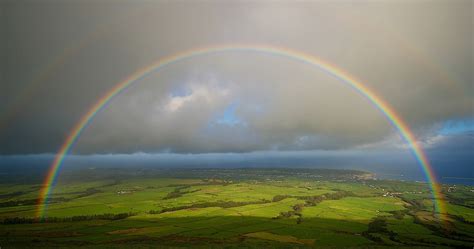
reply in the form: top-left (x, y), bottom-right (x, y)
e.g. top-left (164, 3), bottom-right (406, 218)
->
top-left (1, 0), bottom-right (472, 155)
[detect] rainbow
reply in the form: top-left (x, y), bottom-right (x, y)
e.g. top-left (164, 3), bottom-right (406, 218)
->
top-left (36, 44), bottom-right (446, 219)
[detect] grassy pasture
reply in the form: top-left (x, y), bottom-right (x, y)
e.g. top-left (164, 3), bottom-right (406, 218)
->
top-left (302, 197), bottom-right (405, 222)
top-left (0, 169), bottom-right (473, 248)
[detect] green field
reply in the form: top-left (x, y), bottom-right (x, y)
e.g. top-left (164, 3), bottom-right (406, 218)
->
top-left (0, 168), bottom-right (473, 248)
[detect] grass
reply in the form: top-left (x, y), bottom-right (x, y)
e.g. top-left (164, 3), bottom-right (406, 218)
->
top-left (0, 169), bottom-right (473, 248)
top-left (244, 231), bottom-right (315, 245)
top-left (445, 202), bottom-right (474, 222)
top-left (302, 197), bottom-right (405, 222)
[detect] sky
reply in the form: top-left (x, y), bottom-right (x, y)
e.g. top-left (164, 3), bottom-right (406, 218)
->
top-left (0, 1), bottom-right (473, 179)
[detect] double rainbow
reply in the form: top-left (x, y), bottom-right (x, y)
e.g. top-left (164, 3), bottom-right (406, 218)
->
top-left (36, 44), bottom-right (446, 219)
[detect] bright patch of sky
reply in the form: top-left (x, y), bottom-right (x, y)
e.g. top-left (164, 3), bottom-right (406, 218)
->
top-left (169, 85), bottom-right (192, 97)
top-left (215, 101), bottom-right (245, 126)
top-left (439, 118), bottom-right (474, 135)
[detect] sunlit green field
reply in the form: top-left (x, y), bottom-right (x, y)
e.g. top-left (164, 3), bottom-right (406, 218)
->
top-left (0, 168), bottom-right (473, 248)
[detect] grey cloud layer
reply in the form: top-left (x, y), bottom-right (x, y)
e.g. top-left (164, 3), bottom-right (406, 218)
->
top-left (1, 1), bottom-right (472, 154)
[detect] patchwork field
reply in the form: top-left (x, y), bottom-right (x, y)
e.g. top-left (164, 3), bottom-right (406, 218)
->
top-left (0, 168), bottom-right (473, 248)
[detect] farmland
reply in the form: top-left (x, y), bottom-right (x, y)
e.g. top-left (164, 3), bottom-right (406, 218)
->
top-left (0, 168), bottom-right (473, 248)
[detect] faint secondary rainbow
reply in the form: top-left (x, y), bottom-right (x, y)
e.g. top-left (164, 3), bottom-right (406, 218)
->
top-left (36, 44), bottom-right (446, 219)
top-left (0, 6), bottom-right (150, 134)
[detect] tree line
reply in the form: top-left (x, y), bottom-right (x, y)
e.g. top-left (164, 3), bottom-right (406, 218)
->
top-left (1, 212), bottom-right (135, 224)
top-left (162, 186), bottom-right (200, 200)
top-left (273, 190), bottom-right (355, 223)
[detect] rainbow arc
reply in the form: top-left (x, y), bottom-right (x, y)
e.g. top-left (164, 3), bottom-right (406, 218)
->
top-left (36, 44), bottom-right (446, 220)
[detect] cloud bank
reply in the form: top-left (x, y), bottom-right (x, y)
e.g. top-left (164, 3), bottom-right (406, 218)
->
top-left (1, 1), bottom-right (472, 155)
